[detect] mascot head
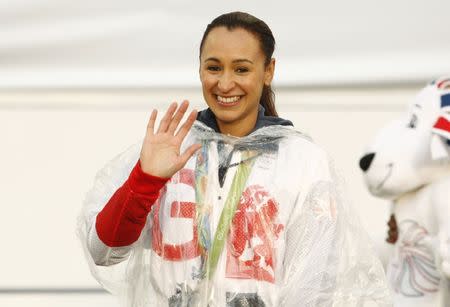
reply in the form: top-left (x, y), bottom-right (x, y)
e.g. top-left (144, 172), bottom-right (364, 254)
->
top-left (359, 77), bottom-right (450, 200)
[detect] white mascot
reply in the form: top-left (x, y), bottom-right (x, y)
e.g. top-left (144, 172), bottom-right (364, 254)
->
top-left (359, 77), bottom-right (450, 306)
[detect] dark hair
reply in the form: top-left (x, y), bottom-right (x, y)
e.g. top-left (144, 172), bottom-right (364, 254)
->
top-left (199, 11), bottom-right (278, 117)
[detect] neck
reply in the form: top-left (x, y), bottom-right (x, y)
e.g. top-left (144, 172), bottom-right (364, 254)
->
top-left (217, 113), bottom-right (258, 137)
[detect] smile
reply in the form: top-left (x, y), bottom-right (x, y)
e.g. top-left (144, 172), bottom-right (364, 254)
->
top-left (216, 95), bottom-right (242, 106)
top-left (374, 163), bottom-right (393, 191)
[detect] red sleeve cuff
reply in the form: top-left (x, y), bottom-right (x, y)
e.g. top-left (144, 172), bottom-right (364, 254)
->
top-left (95, 161), bottom-right (171, 247)
top-left (128, 161), bottom-right (170, 196)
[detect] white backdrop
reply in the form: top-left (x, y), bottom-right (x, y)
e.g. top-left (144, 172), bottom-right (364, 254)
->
top-left (0, 0), bottom-right (449, 88)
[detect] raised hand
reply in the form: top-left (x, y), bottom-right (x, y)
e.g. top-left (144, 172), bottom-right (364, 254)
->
top-left (140, 100), bottom-right (201, 178)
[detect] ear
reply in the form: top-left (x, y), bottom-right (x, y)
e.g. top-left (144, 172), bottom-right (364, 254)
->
top-left (430, 93), bottom-right (450, 159)
top-left (264, 58), bottom-right (275, 86)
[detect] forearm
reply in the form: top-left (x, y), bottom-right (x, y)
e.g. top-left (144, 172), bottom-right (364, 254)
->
top-left (88, 162), bottom-right (169, 265)
top-left (88, 224), bottom-right (133, 266)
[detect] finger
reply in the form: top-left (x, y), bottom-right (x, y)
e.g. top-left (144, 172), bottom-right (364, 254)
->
top-left (157, 102), bottom-right (177, 133)
top-left (175, 109), bottom-right (198, 142)
top-left (179, 143), bottom-right (202, 166)
top-left (167, 100), bottom-right (189, 134)
top-left (146, 109), bottom-right (158, 136)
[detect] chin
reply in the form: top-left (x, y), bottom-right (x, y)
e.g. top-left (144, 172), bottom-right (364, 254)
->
top-left (211, 108), bottom-right (243, 124)
top-left (368, 186), bottom-right (400, 200)
top-left (207, 99), bottom-right (244, 121)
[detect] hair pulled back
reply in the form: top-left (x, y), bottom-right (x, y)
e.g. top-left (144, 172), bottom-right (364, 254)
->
top-left (199, 11), bottom-right (278, 117)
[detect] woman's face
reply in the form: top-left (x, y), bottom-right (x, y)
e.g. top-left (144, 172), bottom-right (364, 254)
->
top-left (199, 27), bottom-right (274, 134)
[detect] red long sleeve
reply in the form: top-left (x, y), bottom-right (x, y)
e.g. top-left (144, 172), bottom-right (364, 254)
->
top-left (95, 162), bottom-right (169, 247)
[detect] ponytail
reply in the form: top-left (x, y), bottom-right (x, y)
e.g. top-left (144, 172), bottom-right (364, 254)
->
top-left (260, 85), bottom-right (277, 117)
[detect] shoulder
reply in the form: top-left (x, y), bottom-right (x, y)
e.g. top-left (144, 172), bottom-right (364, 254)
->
top-left (271, 127), bottom-right (333, 184)
top-left (278, 127), bottom-right (330, 166)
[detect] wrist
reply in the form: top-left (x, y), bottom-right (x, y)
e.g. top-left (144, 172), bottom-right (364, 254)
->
top-left (128, 161), bottom-right (170, 195)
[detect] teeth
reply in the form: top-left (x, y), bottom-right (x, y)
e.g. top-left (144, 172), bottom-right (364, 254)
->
top-left (217, 95), bottom-right (240, 103)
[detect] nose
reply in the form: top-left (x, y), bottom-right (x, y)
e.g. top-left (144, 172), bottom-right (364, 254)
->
top-left (218, 72), bottom-right (235, 92)
top-left (359, 152), bottom-right (376, 172)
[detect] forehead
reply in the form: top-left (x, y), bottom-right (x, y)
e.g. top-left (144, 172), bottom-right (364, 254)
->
top-left (201, 27), bottom-right (264, 61)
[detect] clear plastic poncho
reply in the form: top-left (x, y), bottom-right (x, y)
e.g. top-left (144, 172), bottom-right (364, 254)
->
top-left (77, 122), bottom-right (392, 306)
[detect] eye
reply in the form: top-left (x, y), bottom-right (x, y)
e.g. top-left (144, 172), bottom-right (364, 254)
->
top-left (236, 67), bottom-right (249, 73)
top-left (206, 65), bottom-right (221, 72)
top-left (407, 114), bottom-right (418, 129)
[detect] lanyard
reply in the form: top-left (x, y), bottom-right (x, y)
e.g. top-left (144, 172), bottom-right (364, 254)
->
top-left (195, 141), bottom-right (256, 280)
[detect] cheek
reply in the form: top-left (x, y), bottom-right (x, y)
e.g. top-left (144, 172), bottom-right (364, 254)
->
top-left (243, 78), bottom-right (264, 96)
top-left (249, 71), bottom-right (266, 89)
top-left (200, 74), bottom-right (216, 91)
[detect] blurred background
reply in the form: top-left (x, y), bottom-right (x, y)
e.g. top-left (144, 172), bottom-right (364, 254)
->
top-left (1, 0), bottom-right (449, 306)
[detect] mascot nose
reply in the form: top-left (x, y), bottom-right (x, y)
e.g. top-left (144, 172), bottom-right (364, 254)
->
top-left (359, 153), bottom-right (376, 172)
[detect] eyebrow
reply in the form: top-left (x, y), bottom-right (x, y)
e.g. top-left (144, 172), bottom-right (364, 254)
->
top-left (204, 57), bottom-right (254, 64)
top-left (413, 104), bottom-right (422, 109)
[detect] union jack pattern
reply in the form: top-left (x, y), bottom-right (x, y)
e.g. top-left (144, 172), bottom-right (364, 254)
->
top-left (436, 78), bottom-right (450, 90)
top-left (388, 220), bottom-right (441, 297)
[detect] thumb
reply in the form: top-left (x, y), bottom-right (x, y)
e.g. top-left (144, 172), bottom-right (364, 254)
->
top-left (179, 143), bottom-right (202, 166)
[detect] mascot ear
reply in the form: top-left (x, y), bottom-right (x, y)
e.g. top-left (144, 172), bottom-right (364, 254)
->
top-left (430, 92), bottom-right (450, 160)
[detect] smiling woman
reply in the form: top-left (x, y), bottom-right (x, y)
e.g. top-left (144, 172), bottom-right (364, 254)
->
top-left (199, 25), bottom-right (275, 136)
top-left (78, 11), bottom-right (392, 307)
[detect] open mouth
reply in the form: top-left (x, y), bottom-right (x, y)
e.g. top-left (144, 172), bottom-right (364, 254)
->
top-left (216, 95), bottom-right (243, 107)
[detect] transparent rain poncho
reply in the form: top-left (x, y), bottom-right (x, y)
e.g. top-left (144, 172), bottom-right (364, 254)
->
top-left (78, 122), bottom-right (392, 306)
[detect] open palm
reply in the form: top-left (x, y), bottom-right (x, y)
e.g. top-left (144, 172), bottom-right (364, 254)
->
top-left (140, 100), bottom-right (201, 178)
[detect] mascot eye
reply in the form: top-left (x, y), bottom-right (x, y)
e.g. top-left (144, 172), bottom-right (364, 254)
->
top-left (407, 114), bottom-right (418, 129)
